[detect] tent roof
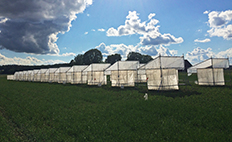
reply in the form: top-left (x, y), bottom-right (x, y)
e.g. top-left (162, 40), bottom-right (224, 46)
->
top-left (39, 69), bottom-right (48, 74)
top-left (105, 61), bottom-right (139, 71)
top-left (140, 56), bottom-right (184, 70)
top-left (33, 69), bottom-right (40, 73)
top-left (187, 58), bottom-right (229, 75)
top-left (83, 63), bottom-right (111, 72)
top-left (48, 68), bottom-right (58, 73)
top-left (67, 65), bottom-right (88, 73)
top-left (55, 67), bottom-right (71, 73)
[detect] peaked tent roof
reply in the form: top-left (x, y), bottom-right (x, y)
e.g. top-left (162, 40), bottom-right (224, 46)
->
top-left (187, 58), bottom-right (229, 75)
top-left (67, 65), bottom-right (88, 73)
top-left (140, 56), bottom-right (185, 70)
top-left (105, 61), bottom-right (139, 71)
top-left (55, 67), bottom-right (71, 74)
top-left (83, 63), bottom-right (111, 72)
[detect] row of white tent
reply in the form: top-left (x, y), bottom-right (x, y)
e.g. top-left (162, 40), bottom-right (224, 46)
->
top-left (7, 56), bottom-right (230, 90)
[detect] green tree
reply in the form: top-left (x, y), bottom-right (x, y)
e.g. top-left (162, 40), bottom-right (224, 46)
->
top-left (126, 52), bottom-right (153, 63)
top-left (73, 54), bottom-right (84, 65)
top-left (83, 49), bottom-right (103, 65)
top-left (105, 54), bottom-right (122, 64)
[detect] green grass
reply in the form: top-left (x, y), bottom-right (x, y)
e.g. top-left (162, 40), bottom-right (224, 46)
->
top-left (0, 73), bottom-right (232, 141)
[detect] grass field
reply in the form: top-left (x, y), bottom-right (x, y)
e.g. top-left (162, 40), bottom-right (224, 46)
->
top-left (0, 72), bottom-right (232, 141)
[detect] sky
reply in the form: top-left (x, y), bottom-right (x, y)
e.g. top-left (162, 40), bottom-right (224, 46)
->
top-left (0, 0), bottom-right (232, 65)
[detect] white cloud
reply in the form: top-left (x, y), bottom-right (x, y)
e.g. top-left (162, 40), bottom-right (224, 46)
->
top-left (217, 48), bottom-right (232, 58)
top-left (84, 32), bottom-right (88, 35)
top-left (106, 11), bottom-right (183, 46)
top-left (206, 10), bottom-right (232, 40)
top-left (0, 53), bottom-right (66, 65)
top-left (148, 13), bottom-right (156, 19)
top-left (0, 0), bottom-right (92, 54)
top-left (98, 28), bottom-right (105, 32)
top-left (91, 29), bottom-right (95, 31)
top-left (87, 14), bottom-right (90, 16)
top-left (186, 47), bottom-right (216, 64)
top-left (194, 38), bottom-right (211, 43)
top-left (203, 10), bottom-right (209, 14)
top-left (96, 42), bottom-right (178, 60)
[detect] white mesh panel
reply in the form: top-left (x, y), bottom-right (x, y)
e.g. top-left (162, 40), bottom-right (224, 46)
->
top-left (197, 68), bottom-right (225, 85)
top-left (146, 69), bottom-right (179, 90)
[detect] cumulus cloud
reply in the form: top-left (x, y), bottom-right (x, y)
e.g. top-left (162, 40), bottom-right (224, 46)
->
top-left (206, 10), bottom-right (232, 40)
top-left (186, 47), bottom-right (232, 65)
top-left (0, 0), bottom-right (92, 54)
top-left (0, 53), bottom-right (66, 65)
top-left (98, 28), bottom-right (105, 32)
top-left (106, 11), bottom-right (183, 46)
top-left (203, 11), bottom-right (210, 14)
top-left (84, 32), bottom-right (88, 35)
top-left (96, 42), bottom-right (177, 60)
top-left (186, 47), bottom-right (216, 64)
top-left (194, 38), bottom-right (211, 43)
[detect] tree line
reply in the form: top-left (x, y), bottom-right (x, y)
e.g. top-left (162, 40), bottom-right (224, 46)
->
top-left (0, 49), bottom-right (153, 74)
top-left (70, 49), bottom-right (153, 65)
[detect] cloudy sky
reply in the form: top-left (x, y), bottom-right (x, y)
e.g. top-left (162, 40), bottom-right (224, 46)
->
top-left (0, 0), bottom-right (232, 65)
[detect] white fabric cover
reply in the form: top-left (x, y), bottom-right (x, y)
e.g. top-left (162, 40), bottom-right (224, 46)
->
top-left (137, 64), bottom-right (147, 83)
top-left (105, 61), bottom-right (139, 86)
top-left (187, 58), bottom-right (229, 75)
top-left (33, 70), bottom-right (40, 82)
top-left (67, 65), bottom-right (88, 84)
top-left (48, 68), bottom-right (58, 82)
top-left (197, 68), bottom-right (225, 85)
top-left (40, 69), bottom-right (48, 82)
top-left (27, 70), bottom-right (33, 81)
top-left (23, 71), bottom-right (28, 81)
top-left (144, 56), bottom-right (184, 70)
top-left (111, 70), bottom-right (136, 86)
top-left (55, 67), bottom-right (70, 83)
top-left (87, 71), bottom-right (107, 85)
top-left (83, 64), bottom-right (111, 85)
top-left (7, 75), bottom-right (14, 80)
top-left (13, 72), bottom-right (19, 80)
top-left (146, 69), bottom-right (179, 90)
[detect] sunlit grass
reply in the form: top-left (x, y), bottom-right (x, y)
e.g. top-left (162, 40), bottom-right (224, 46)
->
top-left (0, 73), bottom-right (232, 141)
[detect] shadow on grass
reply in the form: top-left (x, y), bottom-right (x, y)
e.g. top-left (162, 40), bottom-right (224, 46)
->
top-left (147, 89), bottom-right (202, 98)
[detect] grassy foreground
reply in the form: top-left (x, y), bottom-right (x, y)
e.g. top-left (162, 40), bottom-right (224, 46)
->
top-left (0, 73), bottom-right (232, 141)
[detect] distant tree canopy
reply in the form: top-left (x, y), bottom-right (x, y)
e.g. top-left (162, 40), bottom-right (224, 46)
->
top-left (83, 49), bottom-right (103, 65)
top-left (126, 52), bottom-right (153, 63)
top-left (105, 54), bottom-right (122, 65)
top-left (72, 49), bottom-right (103, 65)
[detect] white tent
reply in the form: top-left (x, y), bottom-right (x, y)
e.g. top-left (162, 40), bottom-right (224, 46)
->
top-left (137, 64), bottom-right (147, 83)
top-left (27, 70), bottom-right (33, 81)
top-left (18, 71), bottom-right (24, 81)
top-left (14, 72), bottom-right (19, 81)
top-left (48, 68), bottom-right (58, 83)
top-left (33, 69), bottom-right (40, 82)
top-left (23, 71), bottom-right (28, 81)
top-left (83, 63), bottom-right (111, 85)
top-left (66, 65), bottom-right (88, 84)
top-left (7, 75), bottom-right (14, 80)
top-left (40, 69), bottom-right (48, 82)
top-left (187, 58), bottom-right (229, 85)
top-left (141, 56), bottom-right (184, 90)
top-left (55, 67), bottom-right (71, 83)
top-left (105, 61), bottom-right (139, 87)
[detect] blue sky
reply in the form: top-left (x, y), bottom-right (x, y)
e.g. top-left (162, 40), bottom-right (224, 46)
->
top-left (0, 0), bottom-right (232, 65)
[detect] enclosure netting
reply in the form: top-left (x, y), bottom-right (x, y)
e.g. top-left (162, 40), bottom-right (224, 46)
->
top-left (7, 75), bottom-right (14, 80)
top-left (55, 67), bottom-right (70, 84)
top-left (83, 64), bottom-right (110, 86)
top-left (48, 68), bottom-right (58, 83)
top-left (197, 68), bottom-right (225, 85)
top-left (141, 56), bottom-right (184, 90)
top-left (105, 61), bottom-right (139, 87)
top-left (40, 69), bottom-right (48, 82)
top-left (187, 58), bottom-right (229, 86)
top-left (66, 65), bottom-right (88, 84)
